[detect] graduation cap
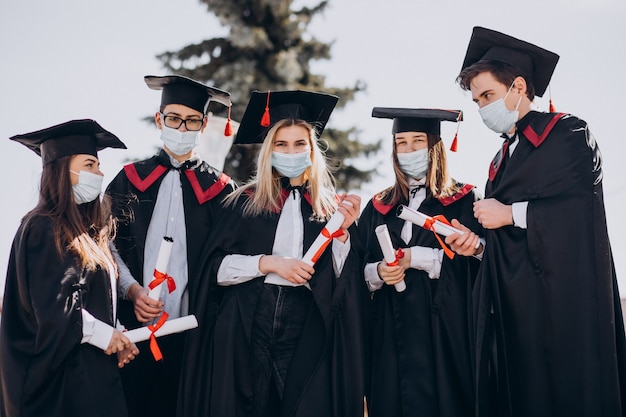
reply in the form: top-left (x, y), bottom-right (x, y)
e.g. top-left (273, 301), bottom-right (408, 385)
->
top-left (10, 119), bottom-right (126, 165)
top-left (234, 90), bottom-right (339, 144)
top-left (372, 108), bottom-right (463, 151)
top-left (145, 75), bottom-right (234, 135)
top-left (460, 26), bottom-right (559, 98)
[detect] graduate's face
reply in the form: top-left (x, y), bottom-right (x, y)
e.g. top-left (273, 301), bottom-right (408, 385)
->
top-left (155, 104), bottom-right (207, 133)
top-left (395, 131), bottom-right (428, 154)
top-left (470, 71), bottom-right (520, 110)
top-left (69, 154), bottom-right (102, 185)
top-left (272, 125), bottom-right (312, 155)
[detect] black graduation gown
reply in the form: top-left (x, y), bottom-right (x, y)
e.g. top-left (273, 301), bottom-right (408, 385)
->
top-left (359, 184), bottom-right (482, 417)
top-left (105, 149), bottom-right (236, 416)
top-left (0, 215), bottom-right (127, 417)
top-left (475, 111), bottom-right (626, 417)
top-left (179, 186), bottom-right (367, 417)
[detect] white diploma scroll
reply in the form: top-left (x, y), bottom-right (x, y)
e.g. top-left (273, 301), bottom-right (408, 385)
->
top-left (302, 211), bottom-right (345, 266)
top-left (125, 315), bottom-right (198, 344)
top-left (396, 205), bottom-right (465, 237)
top-left (148, 236), bottom-right (174, 301)
top-left (374, 224), bottom-right (406, 292)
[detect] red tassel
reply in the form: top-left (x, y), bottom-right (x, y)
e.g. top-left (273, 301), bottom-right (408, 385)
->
top-left (224, 106), bottom-right (233, 136)
top-left (449, 133), bottom-right (458, 152)
top-left (260, 91), bottom-right (271, 127)
top-left (549, 98), bottom-right (556, 112)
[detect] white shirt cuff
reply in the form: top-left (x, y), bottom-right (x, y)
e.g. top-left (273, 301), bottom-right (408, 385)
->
top-left (81, 309), bottom-right (115, 351)
top-left (512, 201), bottom-right (529, 229)
top-left (217, 254), bottom-right (264, 286)
top-left (364, 262), bottom-right (385, 292)
top-left (409, 246), bottom-right (443, 279)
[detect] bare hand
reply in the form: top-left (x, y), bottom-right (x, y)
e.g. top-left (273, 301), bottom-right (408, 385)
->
top-left (105, 329), bottom-right (131, 355)
top-left (336, 193), bottom-right (361, 242)
top-left (398, 248), bottom-right (411, 270)
top-left (259, 255), bottom-right (315, 285)
top-left (128, 283), bottom-right (163, 323)
top-left (117, 342), bottom-right (139, 368)
top-left (473, 198), bottom-right (513, 229)
top-left (377, 261), bottom-right (405, 286)
top-left (445, 219), bottom-right (481, 257)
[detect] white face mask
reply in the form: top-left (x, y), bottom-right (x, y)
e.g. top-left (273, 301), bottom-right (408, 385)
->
top-left (478, 83), bottom-right (523, 134)
top-left (70, 170), bottom-right (103, 204)
top-left (160, 124), bottom-right (199, 156)
top-left (397, 148), bottom-right (429, 179)
top-left (271, 151), bottom-right (312, 178)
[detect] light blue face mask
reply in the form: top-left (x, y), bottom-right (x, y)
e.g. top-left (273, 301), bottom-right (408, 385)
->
top-left (160, 124), bottom-right (199, 156)
top-left (478, 82), bottom-right (522, 134)
top-left (70, 170), bottom-right (103, 204)
top-left (271, 151), bottom-right (312, 178)
top-left (397, 148), bottom-right (429, 179)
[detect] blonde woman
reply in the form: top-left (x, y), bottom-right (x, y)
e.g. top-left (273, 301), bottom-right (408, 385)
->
top-left (182, 91), bottom-right (366, 417)
top-left (1, 120), bottom-right (136, 417)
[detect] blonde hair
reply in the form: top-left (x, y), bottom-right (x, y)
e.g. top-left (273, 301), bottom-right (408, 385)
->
top-left (225, 119), bottom-right (337, 220)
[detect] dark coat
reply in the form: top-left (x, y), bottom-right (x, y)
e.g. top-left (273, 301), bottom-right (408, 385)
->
top-left (178, 186), bottom-right (367, 417)
top-left (359, 184), bottom-right (482, 417)
top-left (0, 215), bottom-right (127, 417)
top-left (475, 111), bottom-right (626, 417)
top-left (105, 149), bottom-right (236, 417)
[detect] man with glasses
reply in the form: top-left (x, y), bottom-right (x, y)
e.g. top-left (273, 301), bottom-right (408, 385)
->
top-left (106, 75), bottom-right (237, 417)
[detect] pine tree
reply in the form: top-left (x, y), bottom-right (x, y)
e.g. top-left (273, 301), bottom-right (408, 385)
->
top-left (156, 0), bottom-right (380, 190)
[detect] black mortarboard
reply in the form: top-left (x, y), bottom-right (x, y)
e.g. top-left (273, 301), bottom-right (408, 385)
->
top-left (234, 90), bottom-right (339, 144)
top-left (460, 26), bottom-right (559, 97)
top-left (372, 108), bottom-right (463, 136)
top-left (10, 119), bottom-right (126, 165)
top-left (144, 75), bottom-right (231, 114)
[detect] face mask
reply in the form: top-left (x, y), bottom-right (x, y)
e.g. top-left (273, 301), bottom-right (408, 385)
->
top-left (160, 124), bottom-right (199, 156)
top-left (397, 148), bottom-right (429, 179)
top-left (70, 170), bottom-right (103, 204)
top-left (478, 83), bottom-right (523, 134)
top-left (271, 151), bottom-right (312, 178)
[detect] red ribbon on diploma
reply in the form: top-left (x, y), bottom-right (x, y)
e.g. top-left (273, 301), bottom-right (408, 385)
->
top-left (148, 312), bottom-right (169, 361)
top-left (423, 215), bottom-right (455, 259)
top-left (311, 228), bottom-right (345, 264)
top-left (149, 270), bottom-right (177, 293)
top-left (386, 248), bottom-right (405, 266)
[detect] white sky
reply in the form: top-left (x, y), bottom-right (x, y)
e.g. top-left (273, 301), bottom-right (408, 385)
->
top-left (1, 0), bottom-right (625, 295)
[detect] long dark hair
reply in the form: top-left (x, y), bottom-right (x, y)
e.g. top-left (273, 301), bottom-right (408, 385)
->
top-left (23, 155), bottom-right (117, 272)
top-left (378, 133), bottom-right (461, 206)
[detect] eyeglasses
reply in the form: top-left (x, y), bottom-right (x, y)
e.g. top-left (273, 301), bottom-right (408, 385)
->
top-left (160, 113), bottom-right (205, 131)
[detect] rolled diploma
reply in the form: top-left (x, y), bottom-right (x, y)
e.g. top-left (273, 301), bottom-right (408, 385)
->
top-left (302, 211), bottom-right (345, 266)
top-left (148, 237), bottom-right (174, 301)
top-left (125, 315), bottom-right (198, 344)
top-left (396, 205), bottom-right (465, 237)
top-left (374, 224), bottom-right (406, 292)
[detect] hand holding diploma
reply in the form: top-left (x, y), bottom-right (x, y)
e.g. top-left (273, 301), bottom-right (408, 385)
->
top-left (148, 237), bottom-right (175, 301)
top-left (302, 193), bottom-right (361, 266)
top-left (375, 224), bottom-right (407, 292)
top-left (302, 211), bottom-right (345, 266)
top-left (396, 205), bottom-right (460, 259)
top-left (124, 314), bottom-right (199, 361)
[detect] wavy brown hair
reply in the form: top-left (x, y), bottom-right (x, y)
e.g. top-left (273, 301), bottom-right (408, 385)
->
top-left (378, 133), bottom-right (461, 206)
top-left (23, 155), bottom-right (117, 273)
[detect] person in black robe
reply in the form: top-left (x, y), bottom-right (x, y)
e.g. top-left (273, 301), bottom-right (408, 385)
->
top-left (447, 26), bottom-right (626, 417)
top-left (104, 75), bottom-right (237, 417)
top-left (0, 119), bottom-right (136, 417)
top-left (179, 90), bottom-right (366, 417)
top-left (359, 108), bottom-right (482, 417)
